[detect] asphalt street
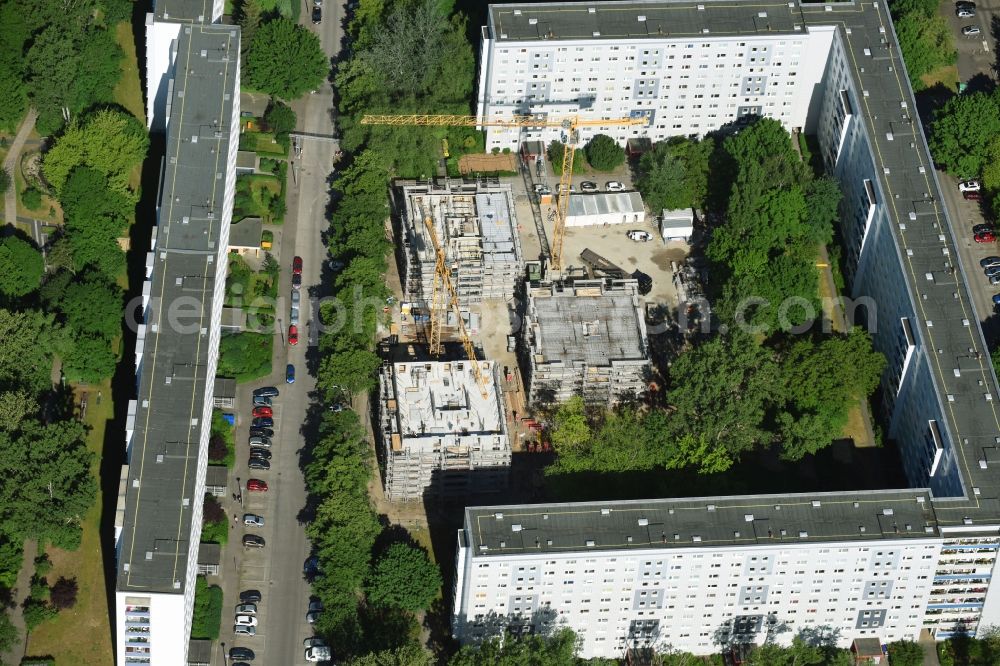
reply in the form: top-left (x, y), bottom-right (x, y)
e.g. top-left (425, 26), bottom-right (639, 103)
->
top-left (219, 1), bottom-right (344, 664)
top-left (941, 0), bottom-right (996, 88)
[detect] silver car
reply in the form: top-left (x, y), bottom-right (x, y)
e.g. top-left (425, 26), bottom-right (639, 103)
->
top-left (243, 514), bottom-right (265, 528)
top-left (234, 625), bottom-right (256, 636)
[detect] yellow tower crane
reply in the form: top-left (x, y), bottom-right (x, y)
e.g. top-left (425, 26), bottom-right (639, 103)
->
top-left (421, 214), bottom-right (490, 399)
top-left (360, 113), bottom-right (649, 270)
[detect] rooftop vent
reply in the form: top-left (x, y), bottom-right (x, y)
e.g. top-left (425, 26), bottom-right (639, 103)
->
top-left (588, 7), bottom-right (596, 13)
top-left (586, 539), bottom-right (596, 547)
top-left (707, 504), bottom-right (716, 512)
top-left (145, 551), bottom-right (153, 560)
top-left (494, 512), bottom-right (504, 520)
top-left (883, 508), bottom-right (894, 516)
top-left (511, 524), bottom-right (522, 532)
top-left (528, 17), bottom-right (537, 24)
top-left (692, 535), bottom-right (702, 542)
top-left (744, 514), bottom-right (754, 522)
top-left (964, 517), bottom-right (974, 525)
top-left (812, 500), bottom-right (821, 508)
top-left (799, 531), bottom-right (808, 538)
top-left (637, 15), bottom-right (646, 21)
top-left (638, 518), bottom-right (649, 526)
top-left (601, 508), bottom-right (610, 516)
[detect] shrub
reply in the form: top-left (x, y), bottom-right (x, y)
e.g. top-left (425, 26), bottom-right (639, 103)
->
top-left (217, 332), bottom-right (273, 383)
top-left (22, 600), bottom-right (56, 630)
top-left (0, 168), bottom-right (9, 194)
top-left (208, 410), bottom-right (235, 466)
top-left (190, 576), bottom-right (222, 640)
top-left (49, 577), bottom-right (78, 610)
top-left (21, 188), bottom-right (42, 210)
top-left (33, 553), bottom-right (51, 577)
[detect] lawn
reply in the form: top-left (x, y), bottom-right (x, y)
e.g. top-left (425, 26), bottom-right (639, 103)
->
top-left (235, 174), bottom-right (284, 224)
top-left (920, 64), bottom-right (960, 92)
top-left (14, 159), bottom-right (62, 223)
top-left (113, 22), bottom-right (144, 123)
top-left (239, 131), bottom-right (289, 157)
top-left (25, 382), bottom-right (114, 665)
top-left (218, 332), bottom-right (274, 383)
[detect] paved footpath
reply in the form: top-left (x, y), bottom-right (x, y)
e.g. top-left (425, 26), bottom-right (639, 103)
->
top-left (3, 109), bottom-right (37, 226)
top-left (1, 540), bottom-right (37, 666)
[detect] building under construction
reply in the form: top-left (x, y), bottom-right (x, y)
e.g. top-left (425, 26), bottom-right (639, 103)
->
top-left (522, 279), bottom-right (651, 406)
top-left (399, 182), bottom-right (523, 306)
top-left (378, 358), bottom-right (512, 501)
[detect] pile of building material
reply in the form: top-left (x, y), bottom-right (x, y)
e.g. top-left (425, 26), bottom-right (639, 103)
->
top-left (378, 359), bottom-right (512, 501)
top-left (400, 183), bottom-right (523, 306)
top-left (522, 279), bottom-right (651, 406)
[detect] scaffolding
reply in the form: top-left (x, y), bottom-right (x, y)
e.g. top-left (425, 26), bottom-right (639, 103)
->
top-left (400, 182), bottom-right (523, 307)
top-left (378, 359), bottom-right (512, 501)
top-left (522, 279), bottom-right (651, 406)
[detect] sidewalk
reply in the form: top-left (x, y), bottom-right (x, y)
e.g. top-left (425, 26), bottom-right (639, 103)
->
top-left (1, 540), bottom-right (37, 666)
top-left (3, 109), bottom-right (37, 226)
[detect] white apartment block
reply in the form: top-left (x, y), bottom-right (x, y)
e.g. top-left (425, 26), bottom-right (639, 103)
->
top-left (378, 359), bottom-right (512, 500)
top-left (114, 6), bottom-right (238, 665)
top-left (454, 495), bottom-right (1000, 658)
top-left (459, 0), bottom-right (1000, 655)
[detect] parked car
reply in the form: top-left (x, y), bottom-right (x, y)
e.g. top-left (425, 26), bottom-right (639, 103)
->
top-left (249, 447), bottom-right (272, 460)
top-left (229, 646), bottom-right (255, 660)
top-left (991, 274), bottom-right (1000, 285)
top-left (980, 256), bottom-right (1000, 268)
top-left (985, 265), bottom-right (1000, 277)
top-left (293, 256), bottom-right (303, 274)
top-left (234, 625), bottom-right (256, 637)
top-left (957, 1), bottom-right (976, 9)
top-left (307, 610), bottom-right (321, 624)
top-left (330, 403), bottom-right (344, 413)
top-left (962, 25), bottom-right (981, 35)
top-left (311, 5), bottom-right (321, 22)
top-left (236, 603), bottom-right (257, 615)
top-left (251, 417), bottom-right (274, 428)
top-left (286, 364), bottom-right (296, 384)
top-left (243, 534), bottom-right (266, 548)
top-left (992, 293), bottom-right (1000, 306)
top-left (235, 615), bottom-right (258, 627)
top-left (292, 272), bottom-right (302, 290)
top-left (580, 181), bottom-right (598, 192)
top-left (248, 436), bottom-right (271, 447)
top-left (304, 556), bottom-right (320, 577)
top-left (292, 290), bottom-right (301, 307)
top-left (289, 325), bottom-right (298, 346)
top-left (248, 427), bottom-right (273, 438)
top-left (252, 406), bottom-right (273, 418)
top-left (248, 458), bottom-right (270, 471)
top-left (246, 479), bottom-right (268, 492)
top-left (975, 231), bottom-right (996, 243)
top-left (305, 646), bottom-right (332, 662)
top-left (965, 190), bottom-right (983, 201)
top-left (960, 180), bottom-right (982, 192)
top-left (957, 7), bottom-right (975, 17)
top-left (308, 599), bottom-right (324, 613)
top-left (627, 230), bottom-right (654, 242)
top-left (606, 181), bottom-right (625, 191)
top-left (253, 386), bottom-right (279, 398)
top-left (973, 224), bottom-right (995, 234)
top-left (304, 637), bottom-right (327, 648)
top-left (243, 514), bottom-right (264, 528)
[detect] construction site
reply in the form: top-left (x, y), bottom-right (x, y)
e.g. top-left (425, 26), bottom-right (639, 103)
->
top-left (521, 279), bottom-right (652, 407)
top-left (398, 182), bottom-right (524, 307)
top-left (377, 356), bottom-right (512, 501)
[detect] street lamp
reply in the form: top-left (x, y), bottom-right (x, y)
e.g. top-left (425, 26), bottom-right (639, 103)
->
top-left (220, 641), bottom-right (228, 666)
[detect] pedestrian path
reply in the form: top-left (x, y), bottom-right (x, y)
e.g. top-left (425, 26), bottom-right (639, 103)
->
top-left (3, 109), bottom-right (37, 226)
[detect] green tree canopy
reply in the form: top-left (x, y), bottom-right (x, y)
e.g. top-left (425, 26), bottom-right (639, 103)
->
top-left (0, 418), bottom-right (95, 549)
top-left (584, 134), bottom-right (625, 171)
top-left (43, 109), bottom-right (149, 199)
top-left (0, 236), bottom-right (44, 298)
top-left (0, 308), bottom-right (64, 392)
top-left (930, 89), bottom-right (1000, 177)
top-left (549, 396), bottom-right (592, 452)
top-left (448, 629), bottom-right (585, 666)
top-left (264, 98), bottom-right (297, 139)
top-left (365, 543), bottom-right (441, 613)
top-left (62, 334), bottom-right (118, 384)
top-left (895, 12), bottom-right (955, 91)
top-left (245, 18), bottom-right (328, 99)
top-left (636, 137), bottom-right (713, 212)
top-left (885, 640), bottom-right (924, 666)
top-left (346, 645), bottom-right (432, 666)
top-left (0, 390), bottom-right (38, 432)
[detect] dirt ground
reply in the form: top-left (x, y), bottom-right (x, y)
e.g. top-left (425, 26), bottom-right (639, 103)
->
top-left (458, 153), bottom-right (517, 174)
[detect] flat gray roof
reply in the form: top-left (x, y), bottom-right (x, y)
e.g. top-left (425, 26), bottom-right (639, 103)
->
top-left (154, 0), bottom-right (216, 22)
top-left (229, 217), bottom-right (262, 248)
top-left (466, 490), bottom-right (941, 556)
top-left (529, 281), bottom-right (647, 365)
top-left (117, 23), bottom-right (239, 594)
top-left (486, 0), bottom-right (1000, 527)
top-left (214, 376), bottom-right (236, 399)
top-left (567, 191), bottom-right (644, 219)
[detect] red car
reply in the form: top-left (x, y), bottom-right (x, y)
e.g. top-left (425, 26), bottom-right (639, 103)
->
top-left (975, 231), bottom-right (996, 243)
top-left (292, 256), bottom-right (303, 274)
top-left (288, 325), bottom-right (298, 346)
top-left (247, 479), bottom-right (268, 492)
top-left (252, 406), bottom-right (273, 418)
top-left (964, 190), bottom-right (983, 201)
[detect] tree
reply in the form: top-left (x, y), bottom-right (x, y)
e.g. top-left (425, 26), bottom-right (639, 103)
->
top-left (0, 236), bottom-right (44, 298)
top-left (0, 418), bottom-right (95, 550)
top-left (49, 576), bottom-right (78, 610)
top-left (666, 331), bottom-right (780, 471)
top-left (637, 149), bottom-right (691, 212)
top-left (584, 134), bottom-right (625, 171)
top-left (346, 645), bottom-right (432, 666)
top-left (0, 308), bottom-right (64, 392)
top-left (0, 168), bottom-right (9, 194)
top-left (895, 12), bottom-right (955, 91)
top-left (801, 176), bottom-right (842, 246)
top-left (885, 640), bottom-right (924, 666)
top-left (245, 18), bottom-right (328, 99)
top-left (546, 141), bottom-right (588, 174)
top-left (203, 494), bottom-right (226, 525)
top-left (448, 628), bottom-right (582, 665)
top-left (549, 396), bottom-right (591, 452)
top-left (264, 99), bottom-right (297, 139)
top-left (0, 390), bottom-right (38, 432)
top-left (365, 543), bottom-right (441, 613)
top-left (54, 271), bottom-right (123, 339)
top-left (62, 334), bottom-right (118, 383)
top-left (930, 90), bottom-right (1000, 177)
top-left (318, 348), bottom-right (380, 398)
top-left (21, 187), bottom-right (41, 210)
top-left (43, 109), bottom-right (149, 199)
top-left (0, 610), bottom-right (16, 654)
